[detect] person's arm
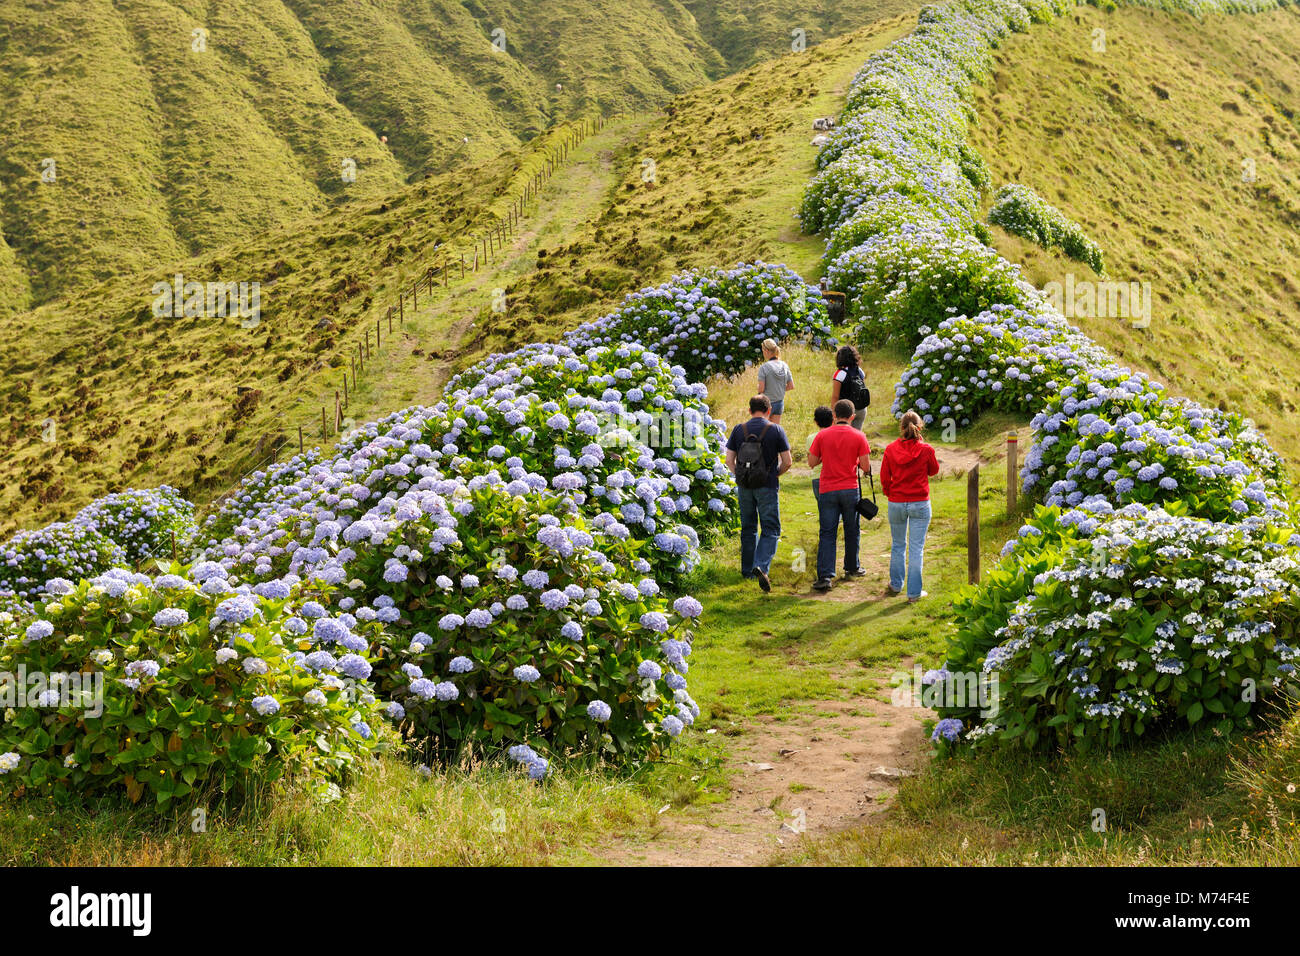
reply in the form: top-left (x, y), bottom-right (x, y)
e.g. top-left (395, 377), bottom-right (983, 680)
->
top-left (830, 376), bottom-right (841, 404)
top-left (807, 432), bottom-right (822, 469)
top-left (777, 450), bottom-right (793, 476)
top-left (726, 449), bottom-right (737, 474)
top-left (880, 449), bottom-right (892, 496)
top-left (858, 452), bottom-right (872, 476)
top-left (926, 445), bottom-right (940, 476)
top-left (756, 367), bottom-right (767, 397)
top-left (785, 369), bottom-right (795, 393)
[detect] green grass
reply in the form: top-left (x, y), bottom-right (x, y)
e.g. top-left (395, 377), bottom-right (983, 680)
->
top-left (784, 710), bottom-right (1300, 865)
top-left (0, 0), bottom-right (916, 311)
top-left (971, 4), bottom-right (1300, 465)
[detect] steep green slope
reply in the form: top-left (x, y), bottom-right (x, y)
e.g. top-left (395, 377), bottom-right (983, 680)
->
top-left (0, 5), bottom-right (922, 537)
top-left (970, 4), bottom-right (1300, 462)
top-left (0, 123), bottom-right (585, 536)
top-left (0, 0), bottom-right (914, 312)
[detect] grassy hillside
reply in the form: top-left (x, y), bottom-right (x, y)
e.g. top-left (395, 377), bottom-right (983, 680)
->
top-left (0, 121), bottom-right (588, 537)
top-left (970, 4), bottom-right (1300, 464)
top-left (469, 12), bottom-right (921, 355)
top-left (0, 0), bottom-right (914, 311)
top-left (0, 9), bottom-right (920, 537)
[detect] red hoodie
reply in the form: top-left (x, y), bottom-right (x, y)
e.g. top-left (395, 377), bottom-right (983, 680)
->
top-left (880, 438), bottom-right (939, 502)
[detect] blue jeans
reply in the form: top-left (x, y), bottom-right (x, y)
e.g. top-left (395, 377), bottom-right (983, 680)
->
top-left (888, 500), bottom-right (932, 598)
top-left (739, 486), bottom-right (781, 577)
top-left (817, 487), bottom-right (860, 581)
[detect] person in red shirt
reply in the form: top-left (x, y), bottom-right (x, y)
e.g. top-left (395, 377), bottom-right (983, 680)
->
top-left (880, 411), bottom-right (940, 602)
top-left (807, 399), bottom-right (871, 591)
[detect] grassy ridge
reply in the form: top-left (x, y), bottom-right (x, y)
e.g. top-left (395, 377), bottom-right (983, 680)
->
top-left (0, 0), bottom-right (914, 311)
top-left (0, 123), bottom-right (588, 537)
top-left (971, 4), bottom-right (1300, 463)
top-left (470, 12), bottom-right (920, 356)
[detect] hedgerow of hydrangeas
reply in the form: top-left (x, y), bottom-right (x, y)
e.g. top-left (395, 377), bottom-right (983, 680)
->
top-left (203, 451), bottom-right (325, 544)
top-left (336, 479), bottom-right (702, 767)
top-left (77, 486), bottom-right (197, 565)
top-left (205, 343), bottom-right (734, 586)
top-left (828, 229), bottom-right (1042, 348)
top-left (1022, 365), bottom-right (1290, 522)
top-left (988, 183), bottom-right (1106, 275)
top-left (938, 503), bottom-right (1300, 750)
top-left (891, 302), bottom-right (1112, 427)
top-left (564, 262), bottom-right (835, 382)
top-left (0, 522), bottom-right (126, 608)
top-left (0, 566), bottom-right (389, 806)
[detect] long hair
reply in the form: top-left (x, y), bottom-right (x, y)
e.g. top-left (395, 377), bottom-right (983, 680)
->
top-left (762, 337), bottom-right (780, 358)
top-left (899, 410), bottom-right (924, 440)
top-left (835, 345), bottom-right (860, 369)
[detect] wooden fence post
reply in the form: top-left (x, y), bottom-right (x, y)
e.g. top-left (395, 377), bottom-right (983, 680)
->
top-left (321, 406), bottom-right (327, 440)
top-left (342, 373), bottom-right (348, 409)
top-left (1007, 432), bottom-right (1018, 514)
top-left (967, 465), bottom-right (980, 585)
top-left (298, 424), bottom-right (304, 456)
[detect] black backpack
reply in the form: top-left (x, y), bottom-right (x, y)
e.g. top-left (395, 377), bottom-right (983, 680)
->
top-left (840, 364), bottom-right (870, 410)
top-left (735, 420), bottom-right (772, 489)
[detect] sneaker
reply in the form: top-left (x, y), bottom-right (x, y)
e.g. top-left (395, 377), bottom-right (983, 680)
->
top-left (812, 578), bottom-right (832, 592)
top-left (845, 567), bottom-right (868, 578)
top-left (885, 585), bottom-right (902, 597)
top-left (755, 568), bottom-right (771, 593)
top-left (908, 590), bottom-right (928, 603)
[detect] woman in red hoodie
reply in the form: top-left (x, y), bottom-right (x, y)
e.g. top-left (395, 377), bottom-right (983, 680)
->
top-left (880, 411), bottom-right (940, 602)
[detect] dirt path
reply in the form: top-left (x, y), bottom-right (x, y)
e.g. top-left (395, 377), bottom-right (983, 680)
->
top-left (597, 690), bottom-right (932, 866)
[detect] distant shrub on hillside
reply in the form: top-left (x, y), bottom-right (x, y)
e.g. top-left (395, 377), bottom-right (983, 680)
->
top-left (565, 262), bottom-right (834, 382)
top-left (988, 183), bottom-right (1106, 275)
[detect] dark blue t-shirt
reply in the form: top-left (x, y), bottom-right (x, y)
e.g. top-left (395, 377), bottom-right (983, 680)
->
top-left (727, 417), bottom-right (790, 491)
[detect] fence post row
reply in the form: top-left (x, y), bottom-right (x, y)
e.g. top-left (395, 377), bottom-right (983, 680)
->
top-left (290, 117), bottom-right (603, 458)
top-left (967, 465), bottom-right (980, 585)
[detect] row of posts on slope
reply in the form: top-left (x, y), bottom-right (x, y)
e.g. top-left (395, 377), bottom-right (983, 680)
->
top-left (300, 114), bottom-right (610, 453)
top-left (210, 118), bottom-right (609, 508)
top-left (965, 433), bottom-right (1019, 586)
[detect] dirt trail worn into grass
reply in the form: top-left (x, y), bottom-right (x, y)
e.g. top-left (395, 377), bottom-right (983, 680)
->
top-left (599, 678), bottom-right (933, 866)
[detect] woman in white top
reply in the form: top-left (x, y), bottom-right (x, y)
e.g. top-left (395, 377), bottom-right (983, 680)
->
top-left (755, 338), bottom-right (794, 424)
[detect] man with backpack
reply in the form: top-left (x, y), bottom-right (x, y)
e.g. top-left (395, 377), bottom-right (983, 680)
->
top-left (830, 345), bottom-right (870, 431)
top-left (725, 395), bottom-right (792, 592)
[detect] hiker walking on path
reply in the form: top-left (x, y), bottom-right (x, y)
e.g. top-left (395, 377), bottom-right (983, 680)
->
top-left (807, 399), bottom-right (872, 592)
top-left (756, 339), bottom-right (794, 424)
top-left (830, 345), bottom-right (870, 431)
top-left (880, 410), bottom-right (940, 603)
top-left (726, 395), bottom-right (792, 592)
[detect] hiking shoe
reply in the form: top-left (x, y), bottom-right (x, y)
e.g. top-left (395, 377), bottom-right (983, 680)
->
top-left (812, 578), bottom-right (832, 592)
top-left (845, 567), bottom-right (868, 578)
top-left (908, 590), bottom-right (928, 603)
top-left (756, 568), bottom-right (771, 593)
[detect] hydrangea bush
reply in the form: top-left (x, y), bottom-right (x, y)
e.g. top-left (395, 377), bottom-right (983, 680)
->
top-left (77, 486), bottom-right (197, 565)
top-left (206, 343), bottom-right (735, 586)
top-left (1022, 366), bottom-right (1290, 522)
top-left (565, 262), bottom-right (834, 382)
top-left (891, 303), bottom-right (1112, 427)
top-left (0, 567), bottom-right (388, 806)
top-left (940, 503), bottom-right (1300, 750)
top-left (1, 486), bottom-right (200, 608)
top-left (828, 230), bottom-right (1042, 348)
top-left (340, 480), bottom-right (702, 765)
top-left (988, 183), bottom-right (1106, 274)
